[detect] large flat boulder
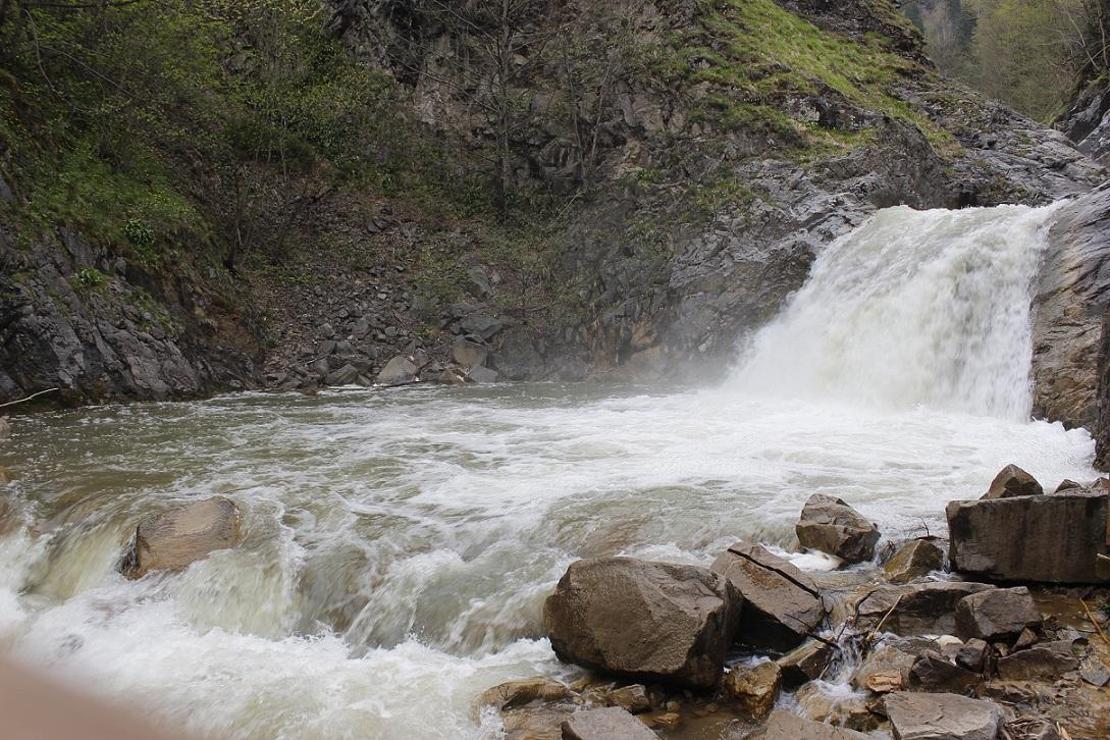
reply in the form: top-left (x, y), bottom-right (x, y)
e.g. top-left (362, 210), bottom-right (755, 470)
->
top-left (560, 707), bottom-right (656, 740)
top-left (946, 490), bottom-right (1110, 583)
top-left (543, 558), bottom-right (741, 689)
top-left (884, 692), bottom-right (1004, 740)
top-left (796, 494), bottom-right (880, 563)
top-left (711, 541), bottom-right (825, 650)
top-left (119, 496), bottom-right (242, 579)
top-left (747, 709), bottom-right (869, 739)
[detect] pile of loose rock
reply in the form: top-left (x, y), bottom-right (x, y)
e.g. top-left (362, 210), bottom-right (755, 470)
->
top-left (477, 467), bottom-right (1110, 739)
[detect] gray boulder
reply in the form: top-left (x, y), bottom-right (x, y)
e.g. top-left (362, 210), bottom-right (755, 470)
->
top-left (884, 692), bottom-right (1005, 740)
top-left (796, 494), bottom-right (880, 563)
top-left (711, 541), bottom-right (825, 650)
top-left (946, 490), bottom-right (1110, 582)
top-left (954, 587), bottom-right (1041, 641)
top-left (908, 651), bottom-right (981, 693)
top-left (451, 337), bottom-right (487, 368)
top-left (376, 355), bottom-right (418, 386)
top-left (982, 465), bottom-right (1043, 499)
top-left (120, 497), bottom-right (241, 579)
top-left (543, 558), bottom-right (740, 689)
top-left (560, 707), bottom-right (656, 740)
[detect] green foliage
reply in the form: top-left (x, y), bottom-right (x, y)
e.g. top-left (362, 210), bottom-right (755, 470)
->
top-left (73, 267), bottom-right (107, 290)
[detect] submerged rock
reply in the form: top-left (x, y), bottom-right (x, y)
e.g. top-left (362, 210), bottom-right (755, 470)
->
top-left (723, 661), bottom-right (781, 720)
top-left (884, 692), bottom-right (1005, 740)
top-left (946, 491), bottom-right (1110, 582)
top-left (883, 538), bottom-right (945, 584)
top-left (955, 587), bottom-right (1042, 641)
top-left (711, 541), bottom-right (825, 650)
top-left (543, 557), bottom-right (741, 689)
top-left (560, 707), bottom-right (655, 740)
top-left (983, 465), bottom-right (1043, 499)
top-left (119, 496), bottom-right (241, 579)
top-left (796, 494), bottom-right (880, 563)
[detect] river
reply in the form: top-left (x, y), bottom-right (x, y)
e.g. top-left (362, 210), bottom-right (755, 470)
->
top-left (0, 203), bottom-right (1098, 738)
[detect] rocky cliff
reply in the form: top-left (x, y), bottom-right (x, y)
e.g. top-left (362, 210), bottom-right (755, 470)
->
top-left (1, 0), bottom-right (1106, 410)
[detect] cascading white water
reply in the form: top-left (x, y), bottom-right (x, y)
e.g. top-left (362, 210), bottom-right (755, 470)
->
top-left (732, 204), bottom-right (1060, 419)
top-left (0, 203), bottom-right (1097, 739)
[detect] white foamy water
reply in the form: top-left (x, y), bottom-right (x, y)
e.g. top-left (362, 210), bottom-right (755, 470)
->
top-left (0, 203), bottom-right (1097, 738)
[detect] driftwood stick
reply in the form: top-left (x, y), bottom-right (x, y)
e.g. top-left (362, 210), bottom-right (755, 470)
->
top-left (1079, 598), bottom-right (1109, 645)
top-left (867, 594), bottom-right (903, 641)
top-left (0, 387), bottom-right (59, 409)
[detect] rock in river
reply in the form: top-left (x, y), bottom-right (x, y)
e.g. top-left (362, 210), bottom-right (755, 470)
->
top-left (711, 541), bottom-right (825, 650)
top-left (723, 660), bottom-right (781, 719)
top-left (796, 494), bottom-right (880, 563)
top-left (543, 557), bottom-right (741, 689)
top-left (883, 538), bottom-right (945, 584)
top-left (747, 709), bottom-right (869, 739)
top-left (120, 496), bottom-right (241, 579)
top-left (982, 464), bottom-right (1043, 499)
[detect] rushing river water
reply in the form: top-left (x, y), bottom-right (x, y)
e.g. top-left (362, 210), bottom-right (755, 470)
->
top-left (0, 204), bottom-right (1100, 738)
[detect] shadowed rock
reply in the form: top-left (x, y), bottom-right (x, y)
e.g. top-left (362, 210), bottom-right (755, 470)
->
top-left (853, 582), bottom-right (994, 636)
top-left (543, 558), bottom-right (741, 689)
top-left (996, 641), bottom-right (1080, 681)
top-left (711, 541), bottom-right (825, 650)
top-left (777, 639), bottom-right (836, 688)
top-left (120, 497), bottom-right (241, 579)
top-left (796, 494), bottom-right (880, 563)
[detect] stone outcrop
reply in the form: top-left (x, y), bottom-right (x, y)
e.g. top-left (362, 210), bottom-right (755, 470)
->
top-left (982, 465), bottom-right (1043, 499)
top-left (884, 692), bottom-right (1005, 740)
top-left (954, 587), bottom-right (1041, 641)
top-left (710, 541), bottom-right (825, 650)
top-left (560, 707), bottom-right (656, 740)
top-left (543, 558), bottom-right (741, 689)
top-left (796, 494), bottom-right (881, 563)
top-left (883, 538), bottom-right (945, 584)
top-left (946, 490), bottom-right (1110, 582)
top-left (119, 497), bottom-right (242, 579)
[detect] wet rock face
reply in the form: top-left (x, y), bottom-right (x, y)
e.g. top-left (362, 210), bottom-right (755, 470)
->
top-left (1031, 182), bottom-right (1110, 446)
top-left (853, 582), bottom-right (995, 636)
top-left (711, 541), bottom-right (826, 651)
top-left (120, 497), bottom-right (242, 579)
top-left (883, 691), bottom-right (1005, 740)
top-left (0, 230), bottom-right (261, 406)
top-left (543, 557), bottom-right (741, 689)
top-left (955, 587), bottom-right (1042, 641)
top-left (946, 490), bottom-right (1110, 583)
top-left (796, 494), bottom-right (881, 563)
top-left (723, 661), bottom-right (782, 720)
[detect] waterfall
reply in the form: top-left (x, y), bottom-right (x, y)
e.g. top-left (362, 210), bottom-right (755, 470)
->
top-left (730, 204), bottom-right (1061, 420)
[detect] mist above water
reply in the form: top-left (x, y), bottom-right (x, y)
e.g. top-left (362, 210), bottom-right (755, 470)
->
top-left (0, 203), bottom-right (1096, 738)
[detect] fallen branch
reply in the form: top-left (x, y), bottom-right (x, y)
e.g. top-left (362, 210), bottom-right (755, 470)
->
top-left (867, 594), bottom-right (903, 641)
top-left (0, 387), bottom-right (58, 408)
top-left (1079, 597), bottom-right (1109, 645)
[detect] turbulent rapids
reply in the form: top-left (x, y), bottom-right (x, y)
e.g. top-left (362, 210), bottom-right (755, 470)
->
top-left (0, 204), bottom-right (1099, 738)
